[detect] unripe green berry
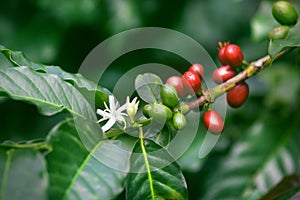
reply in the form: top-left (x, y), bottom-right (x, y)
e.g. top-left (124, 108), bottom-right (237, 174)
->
top-left (142, 104), bottom-right (153, 118)
top-left (269, 25), bottom-right (290, 40)
top-left (143, 103), bottom-right (173, 123)
top-left (172, 112), bottom-right (187, 130)
top-left (272, 1), bottom-right (298, 26)
top-left (160, 84), bottom-right (179, 108)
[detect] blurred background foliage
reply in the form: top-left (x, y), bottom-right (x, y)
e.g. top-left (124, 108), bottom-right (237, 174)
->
top-left (0, 0), bottom-right (299, 199)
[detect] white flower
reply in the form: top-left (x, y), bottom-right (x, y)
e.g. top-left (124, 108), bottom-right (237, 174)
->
top-left (97, 95), bottom-right (128, 133)
top-left (126, 97), bottom-right (139, 123)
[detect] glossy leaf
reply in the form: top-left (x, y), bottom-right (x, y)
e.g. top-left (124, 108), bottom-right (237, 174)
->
top-left (0, 44), bottom-right (110, 108)
top-left (0, 66), bottom-right (95, 118)
top-left (268, 23), bottom-right (300, 59)
top-left (46, 120), bottom-right (135, 200)
top-left (135, 73), bottom-right (162, 104)
top-left (199, 114), bottom-right (300, 200)
top-left (126, 138), bottom-right (188, 200)
top-left (0, 148), bottom-right (48, 200)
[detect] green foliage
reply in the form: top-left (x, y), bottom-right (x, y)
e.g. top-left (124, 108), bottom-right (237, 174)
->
top-left (0, 148), bottom-right (48, 200)
top-left (0, 1), bottom-right (300, 199)
top-left (198, 113), bottom-right (300, 199)
top-left (135, 73), bottom-right (162, 104)
top-left (46, 120), bottom-right (130, 200)
top-left (0, 66), bottom-right (94, 118)
top-left (126, 138), bottom-right (188, 200)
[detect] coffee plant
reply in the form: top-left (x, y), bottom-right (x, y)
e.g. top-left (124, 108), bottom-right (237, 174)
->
top-left (0, 1), bottom-right (300, 200)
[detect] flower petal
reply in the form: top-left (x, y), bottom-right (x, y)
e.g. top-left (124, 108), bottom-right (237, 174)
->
top-left (109, 95), bottom-right (115, 111)
top-left (101, 117), bottom-right (116, 132)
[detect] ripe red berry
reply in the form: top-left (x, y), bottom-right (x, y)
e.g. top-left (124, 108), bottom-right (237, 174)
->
top-left (212, 65), bottom-right (236, 84)
top-left (203, 110), bottom-right (224, 135)
top-left (166, 76), bottom-right (185, 97)
top-left (223, 44), bottom-right (244, 68)
top-left (182, 71), bottom-right (202, 94)
top-left (218, 42), bottom-right (230, 65)
top-left (188, 64), bottom-right (204, 77)
top-left (226, 82), bottom-right (249, 108)
top-left (218, 46), bottom-right (229, 65)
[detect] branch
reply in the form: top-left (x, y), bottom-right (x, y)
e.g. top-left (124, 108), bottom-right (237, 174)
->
top-left (185, 48), bottom-right (292, 111)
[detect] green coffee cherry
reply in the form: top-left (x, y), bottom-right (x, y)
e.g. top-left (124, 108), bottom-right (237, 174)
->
top-left (142, 104), bottom-right (153, 118)
top-left (172, 112), bottom-right (187, 130)
top-left (272, 1), bottom-right (298, 26)
top-left (143, 103), bottom-right (173, 122)
top-left (160, 84), bottom-right (179, 108)
top-left (269, 25), bottom-right (290, 40)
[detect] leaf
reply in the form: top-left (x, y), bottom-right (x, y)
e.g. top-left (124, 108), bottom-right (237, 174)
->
top-left (126, 137), bottom-right (188, 200)
top-left (0, 44), bottom-right (110, 108)
top-left (135, 73), bottom-right (162, 104)
top-left (0, 66), bottom-right (95, 119)
top-left (268, 22), bottom-right (300, 59)
top-left (199, 113), bottom-right (300, 200)
top-left (46, 120), bottom-right (136, 200)
top-left (0, 148), bottom-right (48, 200)
top-left (260, 174), bottom-right (300, 200)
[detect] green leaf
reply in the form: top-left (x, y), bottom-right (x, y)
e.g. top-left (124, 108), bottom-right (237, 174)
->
top-left (135, 73), bottom-right (162, 104)
top-left (46, 120), bottom-right (135, 200)
top-left (199, 114), bottom-right (300, 200)
top-left (126, 136), bottom-right (188, 200)
top-left (0, 44), bottom-right (110, 108)
top-left (268, 22), bottom-right (300, 59)
top-left (0, 148), bottom-right (48, 200)
top-left (0, 66), bottom-right (95, 118)
top-left (260, 174), bottom-right (300, 200)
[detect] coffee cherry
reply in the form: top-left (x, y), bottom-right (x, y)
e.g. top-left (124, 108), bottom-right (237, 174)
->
top-left (218, 42), bottom-right (229, 65)
top-left (269, 25), bottom-right (290, 40)
top-left (226, 82), bottom-right (249, 108)
top-left (203, 110), bottom-right (224, 135)
top-left (188, 64), bottom-right (204, 77)
top-left (166, 76), bottom-right (185, 97)
top-left (272, 1), bottom-right (298, 26)
top-left (172, 112), bottom-right (187, 130)
top-left (182, 71), bottom-right (202, 94)
top-left (142, 104), bottom-right (153, 118)
top-left (223, 44), bottom-right (244, 68)
top-left (212, 65), bottom-right (236, 84)
top-left (160, 84), bottom-right (179, 108)
top-left (150, 104), bottom-right (173, 122)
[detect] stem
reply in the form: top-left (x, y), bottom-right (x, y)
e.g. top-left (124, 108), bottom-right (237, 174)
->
top-left (186, 48), bottom-right (292, 111)
top-left (0, 142), bottom-right (52, 152)
top-left (139, 127), bottom-right (155, 200)
top-left (0, 149), bottom-right (13, 199)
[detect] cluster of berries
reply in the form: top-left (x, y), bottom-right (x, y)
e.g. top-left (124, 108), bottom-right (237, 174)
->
top-left (165, 63), bottom-right (226, 135)
top-left (142, 42), bottom-right (250, 135)
top-left (142, 64), bottom-right (204, 132)
top-left (165, 43), bottom-right (249, 135)
top-left (214, 42), bottom-right (249, 109)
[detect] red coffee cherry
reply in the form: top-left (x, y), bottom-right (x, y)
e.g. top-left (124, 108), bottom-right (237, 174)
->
top-left (188, 64), bottom-right (204, 77)
top-left (218, 42), bottom-right (230, 65)
top-left (182, 71), bottom-right (202, 94)
top-left (212, 65), bottom-right (236, 84)
top-left (166, 76), bottom-right (185, 97)
top-left (203, 110), bottom-right (224, 135)
top-left (226, 82), bottom-right (249, 108)
top-left (223, 44), bottom-right (244, 68)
